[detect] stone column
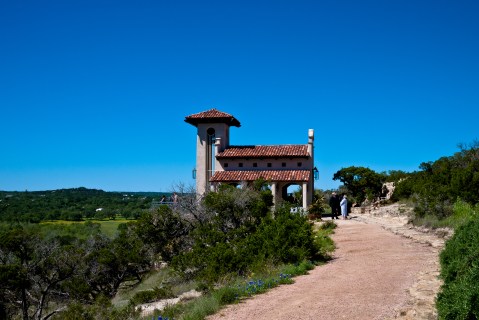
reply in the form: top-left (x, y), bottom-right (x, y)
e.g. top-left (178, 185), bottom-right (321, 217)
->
top-left (302, 182), bottom-right (308, 211)
top-left (271, 182), bottom-right (278, 207)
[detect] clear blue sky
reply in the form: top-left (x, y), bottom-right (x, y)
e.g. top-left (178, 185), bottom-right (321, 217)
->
top-left (1, 0), bottom-right (478, 192)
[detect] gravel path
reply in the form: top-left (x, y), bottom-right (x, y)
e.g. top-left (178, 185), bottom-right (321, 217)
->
top-left (207, 206), bottom-right (443, 320)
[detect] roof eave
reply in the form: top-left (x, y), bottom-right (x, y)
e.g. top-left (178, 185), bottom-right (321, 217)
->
top-left (184, 117), bottom-right (241, 127)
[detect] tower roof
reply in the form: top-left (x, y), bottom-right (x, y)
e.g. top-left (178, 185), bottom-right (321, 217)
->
top-left (184, 108), bottom-right (241, 127)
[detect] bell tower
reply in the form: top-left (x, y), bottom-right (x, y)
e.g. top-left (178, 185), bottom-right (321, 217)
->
top-left (185, 109), bottom-right (241, 195)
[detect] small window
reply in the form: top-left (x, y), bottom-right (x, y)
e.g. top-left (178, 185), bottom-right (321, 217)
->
top-left (239, 163), bottom-right (243, 168)
top-left (282, 162), bottom-right (286, 167)
top-left (224, 163), bottom-right (229, 168)
top-left (297, 162), bottom-right (302, 167)
top-left (253, 163), bottom-right (258, 167)
top-left (267, 163), bottom-right (272, 168)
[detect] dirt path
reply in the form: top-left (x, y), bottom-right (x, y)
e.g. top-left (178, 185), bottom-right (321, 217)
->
top-left (207, 205), bottom-right (446, 320)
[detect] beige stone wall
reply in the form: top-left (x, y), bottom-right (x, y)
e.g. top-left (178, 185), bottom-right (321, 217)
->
top-left (195, 123), bottom-right (230, 195)
top-left (195, 126), bottom-right (315, 211)
top-left (211, 129), bottom-right (315, 210)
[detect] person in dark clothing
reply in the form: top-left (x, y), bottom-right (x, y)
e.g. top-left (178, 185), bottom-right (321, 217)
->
top-left (329, 192), bottom-right (340, 220)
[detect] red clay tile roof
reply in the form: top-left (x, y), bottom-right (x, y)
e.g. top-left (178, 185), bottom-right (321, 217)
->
top-left (185, 108), bottom-right (241, 127)
top-left (210, 170), bottom-right (311, 182)
top-left (216, 145), bottom-right (309, 158)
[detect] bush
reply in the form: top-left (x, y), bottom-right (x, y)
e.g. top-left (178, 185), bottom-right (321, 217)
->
top-left (172, 205), bottom-right (320, 284)
top-left (319, 220), bottom-right (337, 231)
top-left (437, 214), bottom-right (479, 319)
top-left (413, 193), bottom-right (453, 221)
top-left (130, 286), bottom-right (174, 304)
top-left (53, 295), bottom-right (139, 320)
top-left (307, 190), bottom-right (326, 219)
top-left (131, 290), bottom-right (157, 304)
top-left (411, 198), bottom-right (478, 230)
top-left (215, 286), bottom-right (239, 305)
top-left (314, 230), bottom-right (335, 258)
top-left (254, 206), bottom-right (317, 263)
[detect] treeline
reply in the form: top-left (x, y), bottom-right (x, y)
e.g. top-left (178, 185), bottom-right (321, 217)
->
top-left (331, 141), bottom-right (479, 221)
top-left (0, 187), bottom-right (165, 222)
top-left (0, 181), bottom-right (328, 319)
top-left (392, 141), bottom-right (479, 220)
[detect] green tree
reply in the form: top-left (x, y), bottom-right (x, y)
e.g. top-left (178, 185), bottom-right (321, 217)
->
top-left (203, 184), bottom-right (271, 232)
top-left (172, 183), bottom-right (318, 283)
top-left (80, 230), bottom-right (152, 300)
top-left (381, 170), bottom-right (410, 183)
top-left (134, 205), bottom-right (189, 263)
top-left (0, 227), bottom-right (85, 320)
top-left (0, 223), bottom-right (150, 319)
top-left (392, 141), bottom-right (479, 219)
top-left (333, 166), bottom-right (383, 204)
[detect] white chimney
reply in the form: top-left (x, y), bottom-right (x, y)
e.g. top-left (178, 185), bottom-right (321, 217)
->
top-left (308, 129), bottom-right (314, 155)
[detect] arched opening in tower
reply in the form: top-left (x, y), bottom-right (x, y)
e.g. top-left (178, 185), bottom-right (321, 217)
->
top-left (206, 127), bottom-right (216, 182)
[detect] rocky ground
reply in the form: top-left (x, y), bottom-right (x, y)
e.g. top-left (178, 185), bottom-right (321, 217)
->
top-left (356, 203), bottom-right (452, 319)
top-left (137, 290), bottom-right (202, 317)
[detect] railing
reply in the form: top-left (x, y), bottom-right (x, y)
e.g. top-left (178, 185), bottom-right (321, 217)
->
top-left (290, 207), bottom-right (307, 216)
top-left (150, 201), bottom-right (178, 209)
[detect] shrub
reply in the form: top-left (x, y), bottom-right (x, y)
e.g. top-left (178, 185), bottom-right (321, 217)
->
top-left (412, 193), bottom-right (454, 220)
top-left (319, 220), bottom-right (337, 231)
top-left (180, 294), bottom-right (220, 320)
top-left (131, 290), bottom-right (157, 304)
top-left (215, 286), bottom-right (239, 305)
top-left (172, 204), bottom-right (320, 284)
top-left (314, 220), bottom-right (337, 260)
top-left (53, 295), bottom-right (139, 320)
top-left (283, 260), bottom-right (315, 276)
top-left (437, 214), bottom-right (479, 319)
top-left (131, 286), bottom-right (174, 304)
top-left (412, 198), bottom-right (478, 230)
top-left (253, 206), bottom-right (317, 264)
top-left (307, 191), bottom-right (326, 220)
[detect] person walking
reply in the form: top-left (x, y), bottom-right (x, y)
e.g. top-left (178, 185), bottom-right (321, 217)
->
top-left (340, 195), bottom-right (348, 220)
top-left (329, 192), bottom-right (340, 219)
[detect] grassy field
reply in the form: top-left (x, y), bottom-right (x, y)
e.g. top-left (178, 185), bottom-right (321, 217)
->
top-left (40, 218), bottom-right (134, 238)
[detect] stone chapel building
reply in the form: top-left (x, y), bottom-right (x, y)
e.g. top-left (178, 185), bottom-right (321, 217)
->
top-left (185, 108), bottom-right (317, 210)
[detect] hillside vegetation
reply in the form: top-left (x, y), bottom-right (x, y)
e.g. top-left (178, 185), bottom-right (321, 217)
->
top-left (392, 141), bottom-right (479, 224)
top-left (0, 182), bottom-right (331, 320)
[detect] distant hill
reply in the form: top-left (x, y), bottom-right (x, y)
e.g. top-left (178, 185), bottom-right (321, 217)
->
top-left (0, 187), bottom-right (164, 222)
top-left (120, 191), bottom-right (171, 197)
